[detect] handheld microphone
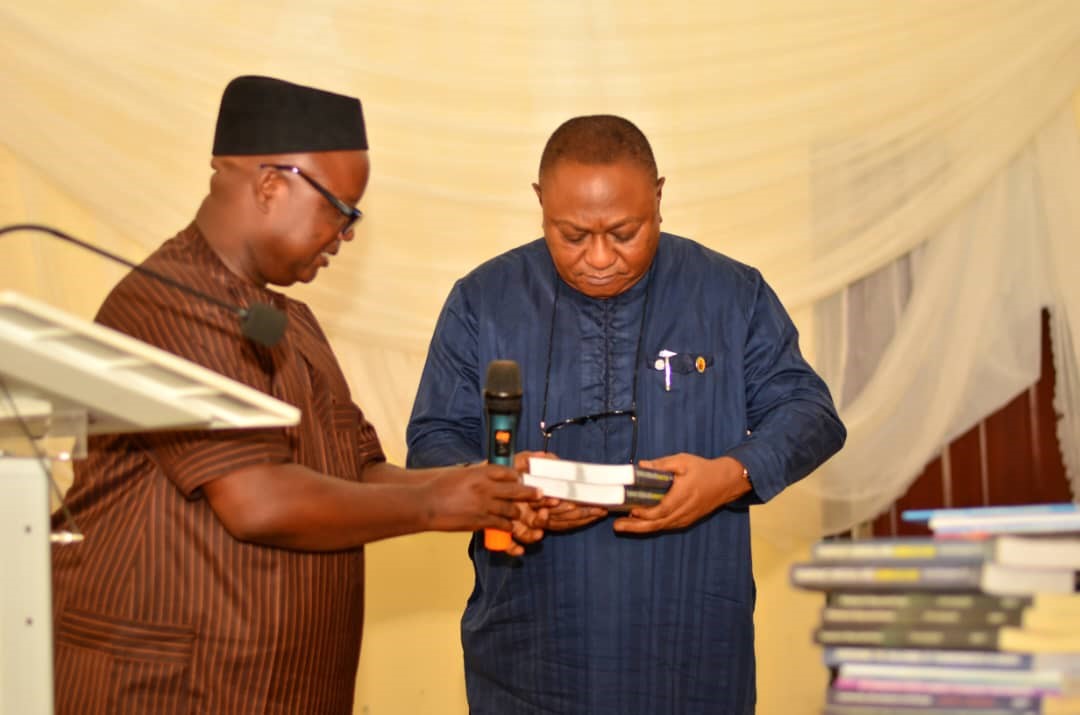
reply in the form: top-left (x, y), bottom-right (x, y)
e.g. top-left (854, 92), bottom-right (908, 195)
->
top-left (483, 359), bottom-right (522, 552)
top-left (0, 223), bottom-right (286, 347)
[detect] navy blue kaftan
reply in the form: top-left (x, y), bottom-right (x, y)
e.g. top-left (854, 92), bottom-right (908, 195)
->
top-left (407, 233), bottom-right (845, 714)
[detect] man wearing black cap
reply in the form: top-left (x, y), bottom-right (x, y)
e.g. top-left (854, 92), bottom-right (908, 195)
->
top-left (50, 76), bottom-right (540, 715)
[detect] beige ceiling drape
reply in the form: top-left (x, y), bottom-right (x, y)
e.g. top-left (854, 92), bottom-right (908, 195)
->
top-left (4, 3), bottom-right (1080, 709)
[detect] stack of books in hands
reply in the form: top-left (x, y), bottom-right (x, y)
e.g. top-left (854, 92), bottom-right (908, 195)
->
top-left (522, 457), bottom-right (673, 510)
top-left (790, 502), bottom-right (1080, 715)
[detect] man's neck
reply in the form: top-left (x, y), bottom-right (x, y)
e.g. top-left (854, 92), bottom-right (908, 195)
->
top-left (194, 199), bottom-right (266, 288)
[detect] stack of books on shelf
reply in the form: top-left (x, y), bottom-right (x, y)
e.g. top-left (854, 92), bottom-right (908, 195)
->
top-left (790, 502), bottom-right (1080, 715)
top-left (522, 457), bottom-right (673, 510)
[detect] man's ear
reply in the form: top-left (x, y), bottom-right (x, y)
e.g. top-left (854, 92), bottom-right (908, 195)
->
top-left (656, 176), bottom-right (665, 224)
top-left (254, 164), bottom-right (282, 214)
top-left (532, 181), bottom-right (543, 206)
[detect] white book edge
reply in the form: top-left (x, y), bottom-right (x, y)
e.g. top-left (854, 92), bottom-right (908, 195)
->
top-left (981, 563), bottom-right (1078, 595)
top-left (527, 457), bottom-right (637, 484)
top-left (994, 535), bottom-right (1080, 569)
top-left (904, 503), bottom-right (1078, 522)
top-left (523, 474), bottom-right (626, 505)
top-left (934, 523), bottom-right (1080, 537)
top-left (931, 510), bottom-right (1080, 527)
top-left (839, 662), bottom-right (1062, 686)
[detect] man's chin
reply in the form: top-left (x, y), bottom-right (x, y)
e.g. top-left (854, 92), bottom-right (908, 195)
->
top-left (292, 263), bottom-right (323, 285)
top-left (266, 271), bottom-right (309, 287)
top-left (572, 276), bottom-right (632, 299)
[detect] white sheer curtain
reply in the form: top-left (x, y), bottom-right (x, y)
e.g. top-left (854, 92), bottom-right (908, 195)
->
top-left (808, 109), bottom-right (1080, 536)
top-left (1035, 109), bottom-right (1080, 501)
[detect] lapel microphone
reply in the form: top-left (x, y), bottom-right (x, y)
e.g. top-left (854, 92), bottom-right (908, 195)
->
top-left (0, 223), bottom-right (286, 347)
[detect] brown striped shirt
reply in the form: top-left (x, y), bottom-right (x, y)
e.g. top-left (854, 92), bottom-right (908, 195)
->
top-left (52, 224), bottom-right (385, 714)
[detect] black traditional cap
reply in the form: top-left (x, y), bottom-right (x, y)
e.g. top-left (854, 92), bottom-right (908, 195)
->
top-left (212, 75), bottom-right (368, 156)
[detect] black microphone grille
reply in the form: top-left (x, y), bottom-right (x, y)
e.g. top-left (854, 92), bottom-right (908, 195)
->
top-left (484, 360), bottom-right (522, 412)
top-left (240, 303), bottom-right (287, 348)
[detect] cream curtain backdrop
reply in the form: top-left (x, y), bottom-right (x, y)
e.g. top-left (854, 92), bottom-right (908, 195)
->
top-left (4, 1), bottom-right (1080, 714)
top-left (807, 107), bottom-right (1080, 537)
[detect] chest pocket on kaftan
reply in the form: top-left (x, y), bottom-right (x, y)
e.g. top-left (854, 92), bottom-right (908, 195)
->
top-left (646, 351), bottom-right (716, 394)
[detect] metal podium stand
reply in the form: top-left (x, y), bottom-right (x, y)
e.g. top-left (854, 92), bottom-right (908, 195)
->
top-left (0, 291), bottom-right (299, 714)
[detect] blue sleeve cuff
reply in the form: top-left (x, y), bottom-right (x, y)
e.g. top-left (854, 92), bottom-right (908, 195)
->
top-left (724, 444), bottom-right (783, 504)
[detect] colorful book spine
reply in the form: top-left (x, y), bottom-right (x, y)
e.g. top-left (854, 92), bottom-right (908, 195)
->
top-left (627, 466), bottom-right (676, 490)
top-left (821, 605), bottom-right (1024, 628)
top-left (812, 538), bottom-right (991, 563)
top-left (828, 593), bottom-right (1031, 611)
top-left (825, 708), bottom-right (1037, 715)
top-left (621, 486), bottom-right (668, 507)
top-left (814, 624), bottom-right (1001, 651)
top-left (833, 675), bottom-right (1054, 697)
top-left (792, 561), bottom-right (1076, 595)
top-left (822, 646), bottom-right (1034, 670)
top-left (827, 686), bottom-right (1041, 710)
top-left (930, 512), bottom-right (1080, 536)
top-left (837, 662), bottom-right (1064, 689)
top-left (902, 502), bottom-right (1079, 523)
top-left (791, 563), bottom-right (985, 592)
top-left (824, 702), bottom-right (1039, 715)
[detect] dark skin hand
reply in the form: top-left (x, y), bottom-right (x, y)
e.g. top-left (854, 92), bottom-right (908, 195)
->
top-left (201, 460), bottom-right (540, 555)
top-left (512, 451), bottom-right (609, 535)
top-left (613, 454), bottom-right (751, 534)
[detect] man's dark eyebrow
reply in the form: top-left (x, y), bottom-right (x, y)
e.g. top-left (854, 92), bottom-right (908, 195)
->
top-left (552, 217), bottom-right (641, 232)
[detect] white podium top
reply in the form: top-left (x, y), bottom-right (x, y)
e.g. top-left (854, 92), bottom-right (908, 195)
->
top-left (0, 291), bottom-right (300, 435)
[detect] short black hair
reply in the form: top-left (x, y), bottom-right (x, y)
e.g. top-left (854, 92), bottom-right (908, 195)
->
top-left (538, 115), bottom-right (657, 182)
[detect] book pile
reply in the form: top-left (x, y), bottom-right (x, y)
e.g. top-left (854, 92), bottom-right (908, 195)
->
top-left (790, 503), bottom-right (1080, 715)
top-left (522, 457), bottom-right (673, 510)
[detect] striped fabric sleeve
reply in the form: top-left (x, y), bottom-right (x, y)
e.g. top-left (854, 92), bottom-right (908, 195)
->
top-left (98, 268), bottom-right (294, 496)
top-left (354, 407), bottom-right (387, 468)
top-left (140, 428), bottom-right (293, 496)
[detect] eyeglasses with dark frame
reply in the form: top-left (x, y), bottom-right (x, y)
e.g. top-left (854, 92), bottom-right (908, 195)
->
top-left (538, 277), bottom-right (651, 464)
top-left (260, 163), bottom-right (363, 235)
top-left (540, 409), bottom-right (639, 463)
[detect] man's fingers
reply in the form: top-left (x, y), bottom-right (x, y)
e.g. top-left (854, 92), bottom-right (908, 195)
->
top-left (513, 450), bottom-right (554, 473)
top-left (511, 520), bottom-right (544, 544)
top-left (612, 515), bottom-right (661, 533)
top-left (490, 482), bottom-right (542, 501)
top-left (487, 500), bottom-right (519, 520)
top-left (550, 506), bottom-right (606, 521)
top-left (482, 516), bottom-right (515, 532)
top-left (613, 504), bottom-right (692, 533)
top-left (515, 505), bottom-right (549, 529)
top-left (626, 501), bottom-right (673, 521)
top-left (547, 506), bottom-right (608, 530)
top-left (548, 501), bottom-right (603, 515)
top-left (549, 517), bottom-right (600, 530)
top-left (483, 466), bottom-right (523, 482)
